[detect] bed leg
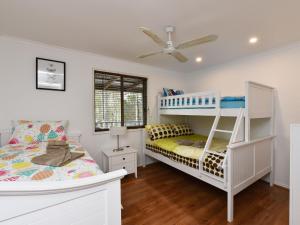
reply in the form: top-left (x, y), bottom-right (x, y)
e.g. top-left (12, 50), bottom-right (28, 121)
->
top-left (141, 129), bottom-right (146, 168)
top-left (269, 171), bottom-right (274, 187)
top-left (227, 192), bottom-right (234, 223)
top-left (142, 150), bottom-right (146, 167)
top-left (269, 141), bottom-right (274, 187)
top-left (143, 156), bottom-right (146, 168)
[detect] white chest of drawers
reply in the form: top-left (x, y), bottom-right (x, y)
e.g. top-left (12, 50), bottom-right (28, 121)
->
top-left (102, 146), bottom-right (138, 178)
top-left (290, 124), bottom-right (300, 225)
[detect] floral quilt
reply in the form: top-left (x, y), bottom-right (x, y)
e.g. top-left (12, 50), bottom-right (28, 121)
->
top-left (0, 141), bottom-right (102, 182)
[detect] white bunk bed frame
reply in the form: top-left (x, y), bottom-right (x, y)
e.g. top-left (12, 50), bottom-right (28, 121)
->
top-left (0, 130), bottom-right (126, 225)
top-left (142, 81), bottom-right (275, 222)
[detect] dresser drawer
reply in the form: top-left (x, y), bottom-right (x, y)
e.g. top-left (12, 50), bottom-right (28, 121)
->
top-left (110, 161), bottom-right (135, 174)
top-left (111, 153), bottom-right (135, 165)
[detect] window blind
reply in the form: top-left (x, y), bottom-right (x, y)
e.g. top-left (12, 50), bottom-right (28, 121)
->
top-left (94, 70), bottom-right (147, 131)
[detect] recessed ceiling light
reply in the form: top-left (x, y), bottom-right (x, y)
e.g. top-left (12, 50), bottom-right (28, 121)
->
top-left (195, 57), bottom-right (203, 63)
top-left (249, 37), bottom-right (258, 44)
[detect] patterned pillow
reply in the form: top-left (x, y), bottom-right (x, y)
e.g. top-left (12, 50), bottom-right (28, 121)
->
top-left (147, 124), bottom-right (174, 140)
top-left (8, 120), bottom-right (68, 145)
top-left (172, 124), bottom-right (193, 136)
top-left (145, 124), bottom-right (153, 138)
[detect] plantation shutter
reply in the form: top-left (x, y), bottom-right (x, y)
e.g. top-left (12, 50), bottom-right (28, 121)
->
top-left (94, 70), bottom-right (147, 131)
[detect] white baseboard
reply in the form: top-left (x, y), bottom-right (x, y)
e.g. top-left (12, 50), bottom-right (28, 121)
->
top-left (275, 181), bottom-right (289, 189)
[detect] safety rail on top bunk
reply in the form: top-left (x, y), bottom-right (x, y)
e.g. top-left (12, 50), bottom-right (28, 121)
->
top-left (159, 91), bottom-right (220, 109)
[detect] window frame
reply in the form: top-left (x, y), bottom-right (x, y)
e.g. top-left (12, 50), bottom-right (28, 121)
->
top-left (94, 70), bottom-right (147, 132)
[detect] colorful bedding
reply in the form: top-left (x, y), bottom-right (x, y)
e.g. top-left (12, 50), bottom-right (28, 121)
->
top-left (146, 134), bottom-right (228, 159)
top-left (221, 96), bottom-right (245, 108)
top-left (0, 141), bottom-right (102, 182)
top-left (146, 134), bottom-right (228, 178)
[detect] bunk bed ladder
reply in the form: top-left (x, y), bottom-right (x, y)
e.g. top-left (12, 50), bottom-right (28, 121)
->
top-left (222, 108), bottom-right (245, 168)
top-left (200, 109), bottom-right (222, 165)
top-left (199, 108), bottom-right (245, 181)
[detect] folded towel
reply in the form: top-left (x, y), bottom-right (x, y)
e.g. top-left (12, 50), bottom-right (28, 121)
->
top-left (176, 140), bottom-right (194, 146)
top-left (32, 152), bottom-right (84, 167)
top-left (47, 140), bottom-right (68, 146)
top-left (193, 140), bottom-right (206, 148)
top-left (47, 145), bottom-right (69, 149)
top-left (31, 141), bottom-right (84, 167)
top-left (47, 146), bottom-right (69, 154)
top-left (46, 140), bottom-right (69, 154)
top-left (176, 139), bottom-right (206, 148)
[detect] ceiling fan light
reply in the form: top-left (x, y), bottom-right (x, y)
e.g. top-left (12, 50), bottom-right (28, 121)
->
top-left (195, 57), bottom-right (203, 63)
top-left (249, 37), bottom-right (258, 44)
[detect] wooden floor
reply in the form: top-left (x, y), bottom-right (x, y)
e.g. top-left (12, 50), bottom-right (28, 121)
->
top-left (121, 163), bottom-right (289, 225)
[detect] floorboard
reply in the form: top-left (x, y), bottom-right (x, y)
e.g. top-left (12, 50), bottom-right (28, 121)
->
top-left (121, 163), bottom-right (288, 225)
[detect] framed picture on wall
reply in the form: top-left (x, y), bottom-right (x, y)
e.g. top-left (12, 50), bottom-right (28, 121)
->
top-left (36, 57), bottom-right (66, 91)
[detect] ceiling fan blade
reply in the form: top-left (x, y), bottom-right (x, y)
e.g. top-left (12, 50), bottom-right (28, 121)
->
top-left (176, 34), bottom-right (218, 49)
top-left (139, 27), bottom-right (166, 47)
top-left (171, 51), bottom-right (188, 63)
top-left (137, 50), bottom-right (163, 59)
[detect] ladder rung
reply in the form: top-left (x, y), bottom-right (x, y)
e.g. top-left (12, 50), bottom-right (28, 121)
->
top-left (205, 150), bottom-right (226, 157)
top-left (215, 129), bottom-right (233, 133)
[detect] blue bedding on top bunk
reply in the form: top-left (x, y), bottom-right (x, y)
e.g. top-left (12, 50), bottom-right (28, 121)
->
top-left (160, 96), bottom-right (245, 109)
top-left (220, 96), bottom-right (245, 108)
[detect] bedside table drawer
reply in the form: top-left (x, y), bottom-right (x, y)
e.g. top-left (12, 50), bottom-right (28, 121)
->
top-left (111, 162), bottom-right (135, 174)
top-left (111, 153), bottom-right (134, 165)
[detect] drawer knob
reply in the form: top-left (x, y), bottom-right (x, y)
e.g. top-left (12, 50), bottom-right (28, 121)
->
top-left (123, 158), bottom-right (125, 160)
top-left (123, 166), bottom-right (126, 169)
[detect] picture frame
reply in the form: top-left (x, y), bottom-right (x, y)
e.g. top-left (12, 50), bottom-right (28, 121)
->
top-left (36, 57), bottom-right (66, 91)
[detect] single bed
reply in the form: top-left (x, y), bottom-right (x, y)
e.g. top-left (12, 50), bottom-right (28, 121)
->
top-left (0, 121), bottom-right (126, 225)
top-left (0, 140), bottom-right (101, 182)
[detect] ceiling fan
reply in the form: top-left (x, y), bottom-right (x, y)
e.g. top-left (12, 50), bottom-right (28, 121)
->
top-left (137, 26), bottom-right (218, 63)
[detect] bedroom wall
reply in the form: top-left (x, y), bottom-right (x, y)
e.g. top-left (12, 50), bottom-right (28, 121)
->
top-left (0, 36), bottom-right (187, 167)
top-left (187, 41), bottom-right (300, 188)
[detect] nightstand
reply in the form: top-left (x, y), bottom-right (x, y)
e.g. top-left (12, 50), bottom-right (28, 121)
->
top-left (102, 146), bottom-right (138, 178)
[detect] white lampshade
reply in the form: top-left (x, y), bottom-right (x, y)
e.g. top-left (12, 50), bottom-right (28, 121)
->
top-left (110, 126), bottom-right (127, 136)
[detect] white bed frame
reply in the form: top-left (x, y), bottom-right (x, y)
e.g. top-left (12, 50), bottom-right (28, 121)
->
top-left (142, 81), bottom-right (275, 222)
top-left (0, 130), bottom-right (127, 225)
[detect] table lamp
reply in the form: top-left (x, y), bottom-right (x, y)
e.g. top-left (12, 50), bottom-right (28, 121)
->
top-left (110, 126), bottom-right (127, 152)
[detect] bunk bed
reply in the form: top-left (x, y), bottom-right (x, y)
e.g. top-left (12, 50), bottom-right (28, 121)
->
top-left (142, 81), bottom-right (275, 223)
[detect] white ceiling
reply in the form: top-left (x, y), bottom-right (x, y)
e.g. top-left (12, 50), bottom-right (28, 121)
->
top-left (1, 0), bottom-right (300, 72)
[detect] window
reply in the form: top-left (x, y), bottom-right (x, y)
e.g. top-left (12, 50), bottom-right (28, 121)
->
top-left (94, 70), bottom-right (147, 131)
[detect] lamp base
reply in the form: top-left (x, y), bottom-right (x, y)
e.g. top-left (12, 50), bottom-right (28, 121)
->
top-left (113, 135), bottom-right (124, 152)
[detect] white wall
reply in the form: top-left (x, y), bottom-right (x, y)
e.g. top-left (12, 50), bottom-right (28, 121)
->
top-left (0, 36), bottom-right (186, 167)
top-left (187, 42), bottom-right (300, 188)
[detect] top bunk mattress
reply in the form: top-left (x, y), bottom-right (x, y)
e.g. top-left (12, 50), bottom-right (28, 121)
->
top-left (220, 96), bottom-right (245, 108)
top-left (0, 140), bottom-right (102, 182)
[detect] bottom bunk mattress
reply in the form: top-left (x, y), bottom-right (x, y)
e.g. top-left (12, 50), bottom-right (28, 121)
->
top-left (0, 140), bottom-right (102, 182)
top-left (146, 134), bottom-right (227, 178)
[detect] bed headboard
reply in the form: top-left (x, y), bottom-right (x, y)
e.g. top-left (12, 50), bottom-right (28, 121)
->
top-left (68, 131), bottom-right (82, 143)
top-left (0, 129), bottom-right (13, 147)
top-left (0, 129), bottom-right (82, 147)
top-left (246, 81), bottom-right (274, 119)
